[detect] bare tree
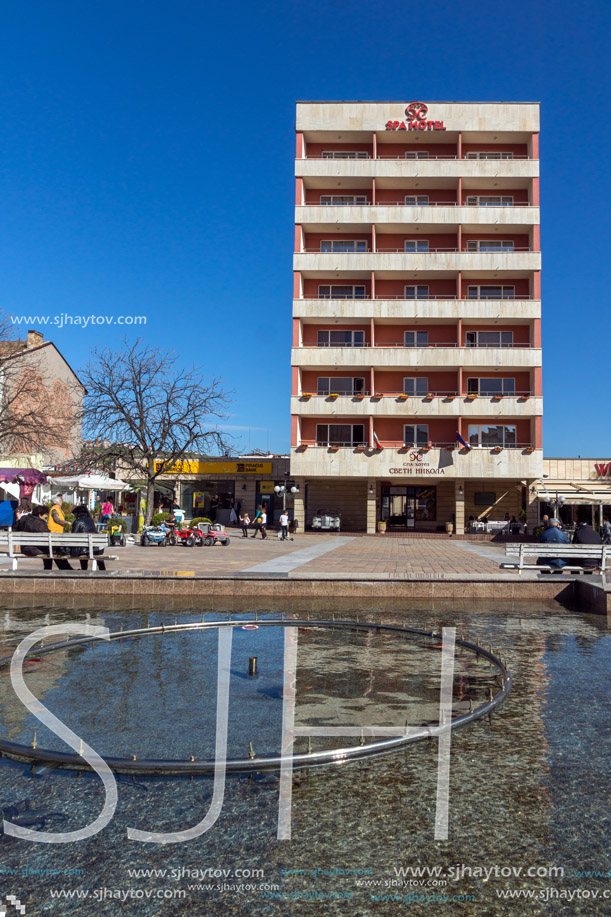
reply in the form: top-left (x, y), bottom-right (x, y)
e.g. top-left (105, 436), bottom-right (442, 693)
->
top-left (79, 339), bottom-right (230, 523)
top-left (0, 314), bottom-right (81, 459)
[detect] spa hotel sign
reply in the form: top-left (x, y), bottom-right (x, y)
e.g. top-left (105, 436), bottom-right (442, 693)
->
top-left (385, 102), bottom-right (447, 132)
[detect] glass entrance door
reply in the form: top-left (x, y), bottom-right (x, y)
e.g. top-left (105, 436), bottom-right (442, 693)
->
top-left (381, 486), bottom-right (437, 529)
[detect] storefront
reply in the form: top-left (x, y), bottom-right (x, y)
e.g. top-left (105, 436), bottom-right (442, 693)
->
top-left (534, 458), bottom-right (611, 532)
top-left (153, 455), bottom-right (293, 526)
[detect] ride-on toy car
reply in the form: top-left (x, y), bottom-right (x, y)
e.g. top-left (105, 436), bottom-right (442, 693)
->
top-left (311, 510), bottom-right (341, 532)
top-left (167, 527), bottom-right (201, 547)
top-left (140, 525), bottom-right (168, 547)
top-left (197, 522), bottom-right (230, 546)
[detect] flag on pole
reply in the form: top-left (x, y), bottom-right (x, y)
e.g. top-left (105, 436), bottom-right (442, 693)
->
top-left (456, 432), bottom-right (471, 451)
top-left (373, 432), bottom-right (381, 448)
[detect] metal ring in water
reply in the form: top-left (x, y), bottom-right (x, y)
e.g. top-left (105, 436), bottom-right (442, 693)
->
top-left (0, 618), bottom-right (511, 774)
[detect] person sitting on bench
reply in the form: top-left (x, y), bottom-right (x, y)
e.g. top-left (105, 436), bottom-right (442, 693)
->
top-left (15, 505), bottom-right (74, 570)
top-left (572, 521), bottom-right (602, 571)
top-left (537, 517), bottom-right (569, 571)
top-left (70, 505), bottom-right (106, 570)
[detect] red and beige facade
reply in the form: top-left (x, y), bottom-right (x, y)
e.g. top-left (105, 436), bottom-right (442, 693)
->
top-left (290, 101), bottom-right (543, 533)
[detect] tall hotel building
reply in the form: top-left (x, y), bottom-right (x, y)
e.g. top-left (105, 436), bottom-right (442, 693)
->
top-left (290, 101), bottom-right (542, 533)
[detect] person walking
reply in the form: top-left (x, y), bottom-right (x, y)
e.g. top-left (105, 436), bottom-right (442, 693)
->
top-left (71, 505), bottom-right (106, 571)
top-left (251, 506), bottom-right (263, 538)
top-left (279, 511), bottom-right (289, 541)
top-left (239, 511), bottom-right (250, 537)
top-left (260, 507), bottom-right (267, 539)
top-left (601, 518), bottom-right (611, 545)
top-left (101, 500), bottom-right (114, 523)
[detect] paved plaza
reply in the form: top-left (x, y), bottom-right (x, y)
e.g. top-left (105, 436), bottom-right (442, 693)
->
top-left (0, 531), bottom-right (510, 578)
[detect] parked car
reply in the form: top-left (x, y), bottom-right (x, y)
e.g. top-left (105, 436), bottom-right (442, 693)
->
top-left (197, 522), bottom-right (230, 546)
top-left (311, 510), bottom-right (341, 532)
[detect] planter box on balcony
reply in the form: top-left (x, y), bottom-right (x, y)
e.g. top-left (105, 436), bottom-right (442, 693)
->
top-left (445, 395), bottom-right (456, 402)
top-left (491, 447), bottom-right (503, 454)
top-left (296, 444), bottom-right (308, 452)
top-left (353, 394), bottom-right (365, 400)
top-left (466, 394), bottom-right (477, 401)
top-left (328, 393), bottom-right (339, 399)
top-left (328, 446), bottom-right (339, 452)
top-left (373, 393), bottom-right (383, 399)
top-left (354, 445), bottom-right (367, 452)
top-left (523, 446), bottom-right (535, 454)
top-left (397, 394), bottom-right (408, 401)
top-left (301, 393), bottom-right (314, 399)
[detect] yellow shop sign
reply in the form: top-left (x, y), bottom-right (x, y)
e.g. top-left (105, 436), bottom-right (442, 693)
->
top-left (154, 460), bottom-right (272, 475)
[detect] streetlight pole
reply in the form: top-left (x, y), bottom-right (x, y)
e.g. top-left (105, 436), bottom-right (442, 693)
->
top-left (274, 483), bottom-right (299, 512)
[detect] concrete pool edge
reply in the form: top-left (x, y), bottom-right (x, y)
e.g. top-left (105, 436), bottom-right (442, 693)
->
top-left (0, 572), bottom-right (608, 613)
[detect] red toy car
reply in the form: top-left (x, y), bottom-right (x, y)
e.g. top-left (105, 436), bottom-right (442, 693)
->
top-left (197, 523), bottom-right (230, 546)
top-left (167, 527), bottom-right (201, 547)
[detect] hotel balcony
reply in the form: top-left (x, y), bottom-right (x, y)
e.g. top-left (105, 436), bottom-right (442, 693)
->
top-left (294, 251), bottom-right (541, 273)
top-left (290, 444), bottom-right (543, 480)
top-left (293, 297), bottom-right (541, 321)
top-left (291, 346), bottom-right (543, 370)
top-left (295, 204), bottom-right (539, 229)
top-left (291, 393), bottom-right (543, 418)
top-left (296, 158), bottom-right (539, 181)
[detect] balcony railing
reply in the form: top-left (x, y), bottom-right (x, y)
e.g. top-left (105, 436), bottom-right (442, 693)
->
top-left (302, 200), bottom-right (533, 207)
top-left (299, 441), bottom-right (536, 450)
top-left (302, 154), bottom-right (534, 161)
top-left (300, 342), bottom-right (536, 349)
top-left (298, 294), bottom-right (537, 301)
top-left (298, 391), bottom-right (535, 399)
top-left (301, 246), bottom-right (535, 254)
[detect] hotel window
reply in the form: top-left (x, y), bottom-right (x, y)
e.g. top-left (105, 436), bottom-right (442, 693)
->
top-left (404, 424), bottom-right (429, 446)
top-left (465, 151), bottom-right (513, 160)
top-left (320, 195), bottom-right (368, 205)
top-left (404, 151), bottom-right (430, 159)
top-left (466, 240), bottom-right (514, 252)
top-left (404, 195), bottom-right (429, 205)
top-left (404, 331), bottom-right (429, 347)
top-left (466, 331), bottom-right (513, 347)
top-left (467, 285), bottom-right (515, 300)
top-left (318, 285), bottom-right (367, 300)
top-left (468, 424), bottom-right (517, 448)
top-left (316, 423), bottom-right (366, 446)
top-left (320, 240), bottom-right (368, 253)
top-left (404, 285), bottom-right (429, 299)
top-left (404, 377), bottom-right (429, 396)
top-left (465, 196), bottom-right (514, 206)
top-left (404, 240), bottom-right (429, 252)
top-left (317, 377), bottom-right (365, 395)
top-left (467, 377), bottom-right (515, 395)
top-left (317, 330), bottom-right (365, 348)
top-left (321, 150), bottom-right (369, 159)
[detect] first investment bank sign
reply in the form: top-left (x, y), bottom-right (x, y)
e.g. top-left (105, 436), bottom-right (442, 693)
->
top-left (385, 101), bottom-right (446, 132)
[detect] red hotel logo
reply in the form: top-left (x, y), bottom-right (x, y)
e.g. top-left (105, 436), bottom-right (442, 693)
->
top-left (386, 101), bottom-right (446, 132)
top-left (595, 462), bottom-right (611, 476)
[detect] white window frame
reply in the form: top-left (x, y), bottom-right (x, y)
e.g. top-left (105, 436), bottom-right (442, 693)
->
top-left (317, 330), bottom-right (366, 348)
top-left (465, 151), bottom-right (513, 160)
top-left (317, 377), bottom-right (365, 396)
top-left (404, 151), bottom-right (430, 159)
top-left (404, 424), bottom-right (429, 447)
top-left (320, 195), bottom-right (368, 205)
top-left (404, 285), bottom-right (429, 299)
top-left (320, 240), bottom-right (369, 253)
top-left (318, 285), bottom-right (367, 300)
top-left (316, 423), bottom-right (366, 446)
top-left (465, 331), bottom-right (514, 348)
top-left (467, 377), bottom-right (516, 396)
top-left (404, 195), bottom-right (429, 205)
top-left (465, 195), bottom-right (514, 206)
top-left (404, 330), bottom-right (429, 347)
top-left (467, 424), bottom-right (517, 448)
top-left (466, 240), bottom-right (514, 252)
top-left (321, 150), bottom-right (369, 159)
top-left (467, 285), bottom-right (515, 300)
top-left (404, 239), bottom-right (429, 253)
top-left (403, 377), bottom-right (429, 396)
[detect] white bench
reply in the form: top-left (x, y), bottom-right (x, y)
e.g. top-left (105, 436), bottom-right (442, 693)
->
top-left (501, 543), bottom-right (609, 574)
top-left (0, 531), bottom-right (114, 571)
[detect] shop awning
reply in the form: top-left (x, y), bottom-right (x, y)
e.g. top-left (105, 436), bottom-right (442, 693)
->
top-left (49, 474), bottom-right (130, 492)
top-left (0, 468), bottom-right (47, 485)
top-left (536, 483), bottom-right (611, 504)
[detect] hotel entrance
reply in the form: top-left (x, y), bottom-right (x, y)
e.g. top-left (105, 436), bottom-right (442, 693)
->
top-left (381, 485), bottom-right (437, 530)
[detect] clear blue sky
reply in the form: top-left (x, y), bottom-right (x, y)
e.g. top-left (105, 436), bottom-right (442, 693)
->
top-left (1, 0), bottom-right (609, 456)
